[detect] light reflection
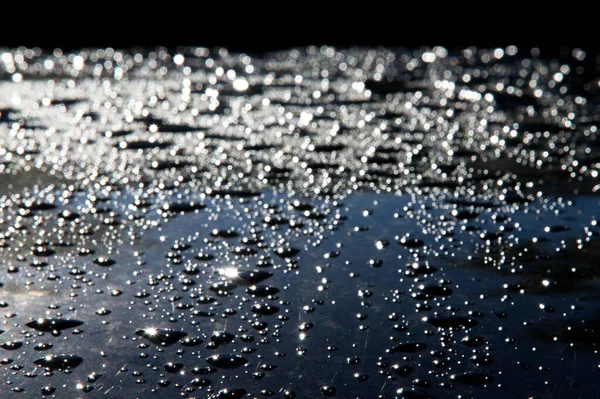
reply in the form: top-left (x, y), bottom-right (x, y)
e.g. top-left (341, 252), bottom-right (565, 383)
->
top-left (220, 267), bottom-right (239, 279)
top-left (145, 327), bottom-right (158, 336)
top-left (233, 78), bottom-right (249, 92)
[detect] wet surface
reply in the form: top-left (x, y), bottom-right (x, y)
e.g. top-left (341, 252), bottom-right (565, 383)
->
top-left (0, 46), bottom-right (599, 398)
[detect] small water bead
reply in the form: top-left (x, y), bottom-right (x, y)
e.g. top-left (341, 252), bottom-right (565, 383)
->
top-left (347, 356), bottom-right (361, 365)
top-left (34, 355), bottom-right (83, 370)
top-left (461, 335), bottom-right (485, 347)
top-left (93, 257), bottom-right (116, 266)
top-left (160, 201), bottom-right (205, 214)
top-left (190, 377), bottom-right (211, 387)
top-left (392, 364), bottom-right (414, 376)
top-left (397, 235), bottom-right (425, 248)
top-left (164, 362), bottom-right (184, 373)
top-left (215, 388), bottom-right (247, 398)
top-left (0, 341), bottom-right (23, 350)
top-left (157, 379), bottom-right (170, 387)
top-left (210, 331), bottom-right (235, 345)
top-left (96, 308), bottom-right (111, 316)
top-left (79, 385), bottom-right (94, 393)
top-left (40, 386), bottom-right (56, 395)
top-left (210, 228), bottom-right (238, 238)
top-left (77, 247), bottom-right (95, 256)
top-left (26, 318), bottom-right (84, 332)
top-left (427, 316), bottom-right (478, 329)
top-left (33, 343), bottom-right (53, 351)
top-left (234, 270), bottom-right (273, 285)
top-left (419, 285), bottom-right (453, 296)
top-left (87, 372), bottom-right (101, 383)
top-left (31, 246), bottom-right (55, 257)
top-left (387, 342), bottom-right (427, 353)
top-left (135, 328), bottom-right (187, 346)
top-left (253, 371), bottom-right (266, 379)
top-left (320, 386), bottom-right (337, 396)
top-left (191, 366), bottom-right (217, 375)
top-left (206, 354), bottom-right (248, 368)
top-left (251, 303), bottom-right (279, 315)
top-left (246, 285), bottom-right (279, 297)
top-left (273, 247), bottom-right (300, 258)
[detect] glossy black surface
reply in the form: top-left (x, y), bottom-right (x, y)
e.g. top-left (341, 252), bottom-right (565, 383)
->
top-left (0, 46), bottom-right (599, 398)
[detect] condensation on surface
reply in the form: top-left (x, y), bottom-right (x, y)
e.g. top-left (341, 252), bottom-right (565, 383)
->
top-left (0, 46), bottom-right (599, 398)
